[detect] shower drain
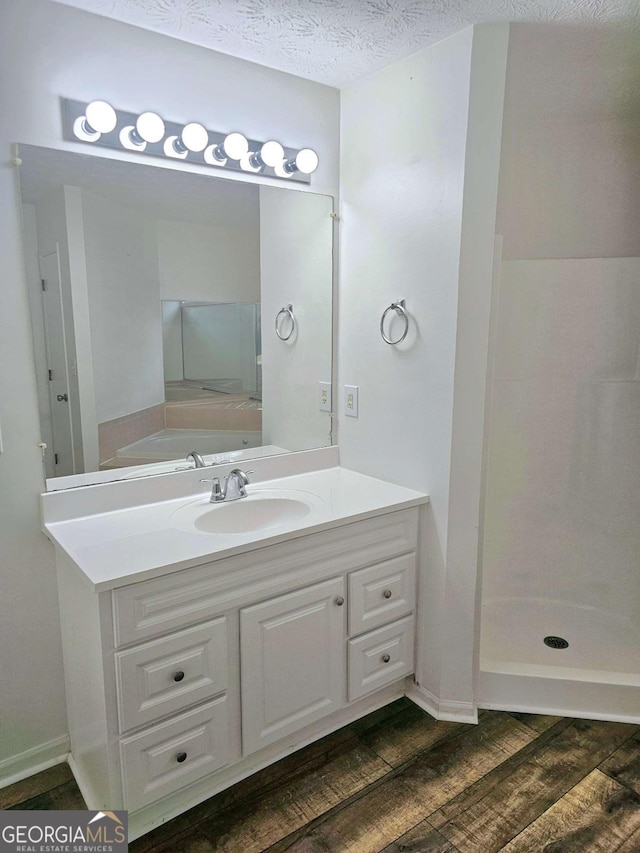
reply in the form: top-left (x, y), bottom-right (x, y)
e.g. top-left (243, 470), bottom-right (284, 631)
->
top-left (544, 636), bottom-right (569, 649)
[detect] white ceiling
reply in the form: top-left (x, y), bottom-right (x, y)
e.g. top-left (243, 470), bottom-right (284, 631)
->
top-left (49, 0), bottom-right (640, 88)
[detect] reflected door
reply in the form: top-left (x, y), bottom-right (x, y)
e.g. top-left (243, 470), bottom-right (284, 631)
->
top-left (40, 249), bottom-right (75, 476)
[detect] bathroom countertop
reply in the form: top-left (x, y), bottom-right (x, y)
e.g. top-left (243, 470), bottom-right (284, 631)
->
top-left (43, 466), bottom-right (428, 591)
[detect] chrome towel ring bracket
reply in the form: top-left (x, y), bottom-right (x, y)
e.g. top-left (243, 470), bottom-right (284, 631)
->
top-left (380, 299), bottom-right (409, 345)
top-left (275, 304), bottom-right (296, 341)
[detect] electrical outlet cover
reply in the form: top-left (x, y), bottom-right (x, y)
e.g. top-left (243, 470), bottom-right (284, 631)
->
top-left (318, 381), bottom-right (332, 413)
top-left (345, 385), bottom-right (359, 418)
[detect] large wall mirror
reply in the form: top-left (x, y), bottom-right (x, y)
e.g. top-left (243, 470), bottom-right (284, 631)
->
top-left (18, 145), bottom-right (334, 490)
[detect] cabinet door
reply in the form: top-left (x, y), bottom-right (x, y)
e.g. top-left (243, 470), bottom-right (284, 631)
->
top-left (241, 577), bottom-right (346, 755)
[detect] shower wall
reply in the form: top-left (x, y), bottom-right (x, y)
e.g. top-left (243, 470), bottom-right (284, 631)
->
top-left (483, 257), bottom-right (640, 624)
top-left (480, 24), bottom-right (640, 684)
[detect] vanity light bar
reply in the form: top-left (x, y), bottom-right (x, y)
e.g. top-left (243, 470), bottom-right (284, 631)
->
top-left (61, 99), bottom-right (318, 184)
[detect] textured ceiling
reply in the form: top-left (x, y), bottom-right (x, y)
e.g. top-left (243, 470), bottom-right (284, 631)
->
top-left (49, 0), bottom-right (639, 87)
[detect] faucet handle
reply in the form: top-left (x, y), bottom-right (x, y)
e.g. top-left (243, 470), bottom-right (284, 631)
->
top-left (228, 468), bottom-right (254, 483)
top-left (200, 477), bottom-right (224, 502)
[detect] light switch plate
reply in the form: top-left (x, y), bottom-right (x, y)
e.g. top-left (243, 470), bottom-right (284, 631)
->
top-left (345, 385), bottom-right (359, 418)
top-left (318, 381), bottom-right (332, 413)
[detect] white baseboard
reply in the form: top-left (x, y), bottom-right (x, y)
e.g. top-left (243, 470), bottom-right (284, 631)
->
top-left (405, 682), bottom-right (440, 718)
top-left (0, 735), bottom-right (70, 789)
top-left (67, 754), bottom-right (98, 810)
top-left (405, 682), bottom-right (478, 724)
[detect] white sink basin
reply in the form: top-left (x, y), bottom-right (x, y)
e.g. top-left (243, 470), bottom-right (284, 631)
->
top-left (170, 489), bottom-right (321, 535)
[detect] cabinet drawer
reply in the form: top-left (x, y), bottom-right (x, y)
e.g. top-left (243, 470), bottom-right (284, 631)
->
top-left (112, 508), bottom-right (418, 647)
top-left (347, 616), bottom-right (414, 702)
top-left (348, 554), bottom-right (415, 636)
top-left (120, 696), bottom-right (231, 812)
top-left (115, 618), bottom-right (228, 733)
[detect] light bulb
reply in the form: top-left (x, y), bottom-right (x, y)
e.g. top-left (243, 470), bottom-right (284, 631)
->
top-left (260, 140), bottom-right (285, 168)
top-left (223, 132), bottom-right (249, 160)
top-left (204, 144), bottom-right (225, 166)
top-left (164, 135), bottom-right (188, 159)
top-left (84, 100), bottom-right (117, 134)
top-left (136, 111), bottom-right (165, 143)
top-left (120, 111), bottom-right (165, 151)
top-left (119, 125), bottom-right (146, 151)
top-left (274, 159), bottom-right (294, 178)
top-left (206, 132), bottom-right (248, 164)
top-left (281, 148), bottom-right (319, 176)
top-left (294, 148), bottom-right (319, 174)
top-left (73, 117), bottom-right (100, 142)
top-left (248, 140), bottom-right (285, 170)
top-left (240, 152), bottom-right (262, 173)
top-left (180, 122), bottom-right (208, 152)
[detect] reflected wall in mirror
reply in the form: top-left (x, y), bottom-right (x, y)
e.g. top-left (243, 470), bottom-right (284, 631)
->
top-left (18, 145), bottom-right (334, 489)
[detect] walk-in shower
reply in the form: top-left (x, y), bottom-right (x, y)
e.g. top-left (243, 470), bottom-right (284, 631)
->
top-left (477, 25), bottom-right (640, 723)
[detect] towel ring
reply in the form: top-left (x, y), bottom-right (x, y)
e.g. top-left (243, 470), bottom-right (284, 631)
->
top-left (275, 304), bottom-right (295, 341)
top-left (380, 299), bottom-right (409, 345)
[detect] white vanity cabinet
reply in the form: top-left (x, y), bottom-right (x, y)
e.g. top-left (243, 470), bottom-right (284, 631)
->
top-left (54, 504), bottom-right (419, 840)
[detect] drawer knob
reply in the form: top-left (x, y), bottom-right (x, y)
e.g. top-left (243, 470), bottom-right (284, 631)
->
top-left (383, 589), bottom-right (393, 599)
top-left (173, 671), bottom-right (185, 682)
top-left (176, 752), bottom-right (188, 763)
top-left (335, 596), bottom-right (345, 606)
top-left (382, 654), bottom-right (391, 663)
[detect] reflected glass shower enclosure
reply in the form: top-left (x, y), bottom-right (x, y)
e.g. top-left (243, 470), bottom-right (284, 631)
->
top-left (162, 301), bottom-right (262, 398)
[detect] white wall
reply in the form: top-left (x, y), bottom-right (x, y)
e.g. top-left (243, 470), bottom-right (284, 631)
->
top-left (162, 301), bottom-right (184, 382)
top-left (157, 220), bottom-right (260, 303)
top-left (339, 24), bottom-right (509, 715)
top-left (64, 186), bottom-right (100, 471)
top-left (260, 186), bottom-right (334, 452)
top-left (81, 188), bottom-right (165, 422)
top-left (441, 25), bottom-right (510, 708)
top-left (0, 0), bottom-right (338, 773)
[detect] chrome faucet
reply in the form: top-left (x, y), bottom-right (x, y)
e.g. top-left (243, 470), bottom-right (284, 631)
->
top-left (201, 469), bottom-right (253, 503)
top-left (187, 451), bottom-right (206, 468)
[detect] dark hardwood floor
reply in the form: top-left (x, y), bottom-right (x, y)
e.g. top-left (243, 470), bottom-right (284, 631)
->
top-left (3, 700), bottom-right (640, 851)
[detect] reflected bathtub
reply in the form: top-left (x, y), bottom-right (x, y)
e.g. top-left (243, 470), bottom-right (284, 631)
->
top-left (115, 428), bottom-right (263, 462)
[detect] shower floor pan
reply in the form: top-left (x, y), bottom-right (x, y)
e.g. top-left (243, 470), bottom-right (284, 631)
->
top-left (479, 596), bottom-right (640, 724)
